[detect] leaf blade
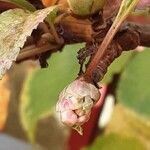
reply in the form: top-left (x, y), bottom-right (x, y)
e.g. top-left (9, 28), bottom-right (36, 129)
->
top-left (101, 51), bottom-right (134, 84)
top-left (20, 44), bottom-right (83, 141)
top-left (0, 6), bottom-right (58, 79)
top-left (117, 49), bottom-right (150, 119)
top-left (0, 0), bottom-right (36, 11)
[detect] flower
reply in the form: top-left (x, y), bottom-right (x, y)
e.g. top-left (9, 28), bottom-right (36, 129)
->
top-left (56, 78), bottom-right (100, 135)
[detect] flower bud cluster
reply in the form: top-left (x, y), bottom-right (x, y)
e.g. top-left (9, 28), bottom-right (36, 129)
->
top-left (56, 78), bottom-right (100, 134)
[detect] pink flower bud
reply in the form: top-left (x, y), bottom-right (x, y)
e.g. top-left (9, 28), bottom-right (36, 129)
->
top-left (56, 78), bottom-right (100, 135)
top-left (137, 0), bottom-right (150, 9)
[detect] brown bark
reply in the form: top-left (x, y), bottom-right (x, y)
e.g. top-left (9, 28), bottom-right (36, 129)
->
top-left (70, 21), bottom-right (150, 83)
top-left (17, 15), bottom-right (150, 83)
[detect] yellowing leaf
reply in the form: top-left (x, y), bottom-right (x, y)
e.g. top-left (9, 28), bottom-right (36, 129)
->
top-left (0, 0), bottom-right (36, 11)
top-left (0, 75), bottom-right (10, 130)
top-left (0, 6), bottom-right (58, 79)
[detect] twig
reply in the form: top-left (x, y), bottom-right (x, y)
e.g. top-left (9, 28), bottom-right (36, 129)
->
top-left (38, 22), bottom-right (50, 33)
top-left (83, 21), bottom-right (124, 82)
top-left (21, 45), bottom-right (36, 52)
top-left (83, 0), bottom-right (140, 83)
top-left (77, 22), bottom-right (150, 83)
top-left (49, 22), bottom-right (63, 44)
top-left (16, 43), bottom-right (60, 62)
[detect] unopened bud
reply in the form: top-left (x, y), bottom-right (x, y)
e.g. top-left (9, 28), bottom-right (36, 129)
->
top-left (56, 78), bottom-right (100, 134)
top-left (67, 0), bottom-right (105, 16)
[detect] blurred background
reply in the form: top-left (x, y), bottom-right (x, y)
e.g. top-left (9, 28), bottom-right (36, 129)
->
top-left (0, 43), bottom-right (150, 150)
top-left (0, 0), bottom-right (150, 149)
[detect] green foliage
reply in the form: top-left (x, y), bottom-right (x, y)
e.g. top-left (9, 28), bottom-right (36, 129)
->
top-left (84, 104), bottom-right (149, 150)
top-left (86, 133), bottom-right (146, 150)
top-left (20, 44), bottom-right (83, 141)
top-left (132, 7), bottom-right (150, 17)
top-left (0, 6), bottom-right (58, 79)
top-left (102, 51), bottom-right (134, 84)
top-left (115, 0), bottom-right (140, 22)
top-left (117, 49), bottom-right (150, 119)
top-left (0, 0), bottom-right (36, 11)
top-left (67, 0), bottom-right (105, 16)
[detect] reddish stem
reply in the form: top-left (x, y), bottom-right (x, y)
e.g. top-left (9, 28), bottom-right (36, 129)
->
top-left (83, 21), bottom-right (121, 83)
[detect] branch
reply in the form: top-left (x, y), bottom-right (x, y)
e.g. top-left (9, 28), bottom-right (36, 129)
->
top-left (17, 43), bottom-right (61, 62)
top-left (77, 22), bottom-right (150, 83)
top-left (17, 16), bottom-right (150, 78)
top-left (117, 23), bottom-right (150, 49)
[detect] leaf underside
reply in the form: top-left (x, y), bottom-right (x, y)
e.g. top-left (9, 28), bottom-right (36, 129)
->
top-left (0, 6), bottom-right (57, 79)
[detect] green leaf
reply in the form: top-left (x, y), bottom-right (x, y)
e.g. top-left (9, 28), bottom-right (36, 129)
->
top-left (67, 0), bottom-right (105, 16)
top-left (115, 0), bottom-right (140, 22)
top-left (0, 6), bottom-right (58, 79)
top-left (86, 133), bottom-right (146, 150)
top-left (101, 51), bottom-right (134, 84)
top-left (117, 49), bottom-right (150, 119)
top-left (132, 7), bottom-right (150, 17)
top-left (20, 44), bottom-right (83, 141)
top-left (46, 7), bottom-right (58, 23)
top-left (84, 104), bottom-right (149, 150)
top-left (0, 0), bottom-right (36, 11)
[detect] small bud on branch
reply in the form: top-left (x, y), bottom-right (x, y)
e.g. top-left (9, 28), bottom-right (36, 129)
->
top-left (56, 0), bottom-right (142, 134)
top-left (56, 77), bottom-right (100, 134)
